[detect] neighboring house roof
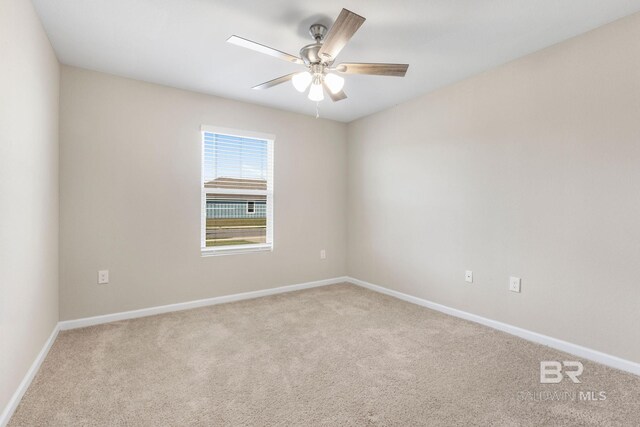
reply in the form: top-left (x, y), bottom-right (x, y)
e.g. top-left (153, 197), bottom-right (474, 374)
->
top-left (207, 195), bottom-right (266, 201)
top-left (204, 177), bottom-right (267, 191)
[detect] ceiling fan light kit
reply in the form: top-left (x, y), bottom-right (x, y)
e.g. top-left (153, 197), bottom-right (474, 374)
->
top-left (292, 69), bottom-right (344, 100)
top-left (227, 8), bottom-right (409, 105)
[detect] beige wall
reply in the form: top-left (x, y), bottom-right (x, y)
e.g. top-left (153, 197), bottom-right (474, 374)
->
top-left (347, 13), bottom-right (640, 363)
top-left (0, 0), bottom-right (60, 414)
top-left (59, 66), bottom-right (347, 320)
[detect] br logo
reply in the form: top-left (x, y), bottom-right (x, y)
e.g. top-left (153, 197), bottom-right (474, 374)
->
top-left (540, 361), bottom-right (584, 383)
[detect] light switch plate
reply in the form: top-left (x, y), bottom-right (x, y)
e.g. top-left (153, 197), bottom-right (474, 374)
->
top-left (320, 249), bottom-right (326, 260)
top-left (509, 276), bottom-right (521, 293)
top-left (465, 270), bottom-right (473, 283)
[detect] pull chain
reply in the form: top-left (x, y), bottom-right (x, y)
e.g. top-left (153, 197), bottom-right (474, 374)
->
top-left (315, 101), bottom-right (320, 119)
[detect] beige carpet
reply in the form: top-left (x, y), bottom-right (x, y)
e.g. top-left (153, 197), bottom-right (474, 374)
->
top-left (9, 284), bottom-right (640, 426)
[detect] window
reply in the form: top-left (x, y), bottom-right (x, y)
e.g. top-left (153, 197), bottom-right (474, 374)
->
top-left (201, 126), bottom-right (274, 255)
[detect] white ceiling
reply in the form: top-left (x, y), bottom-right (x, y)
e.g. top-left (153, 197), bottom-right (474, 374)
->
top-left (32, 0), bottom-right (640, 122)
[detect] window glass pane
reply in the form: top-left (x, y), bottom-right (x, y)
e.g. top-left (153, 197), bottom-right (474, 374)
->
top-left (205, 194), bottom-right (266, 247)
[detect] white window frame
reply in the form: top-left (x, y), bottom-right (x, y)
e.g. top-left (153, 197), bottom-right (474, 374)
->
top-left (246, 201), bottom-right (255, 214)
top-left (200, 125), bottom-right (275, 256)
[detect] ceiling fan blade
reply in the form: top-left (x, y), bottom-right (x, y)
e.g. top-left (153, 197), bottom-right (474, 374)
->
top-left (336, 63), bottom-right (409, 77)
top-left (227, 35), bottom-right (304, 65)
top-left (318, 9), bottom-right (365, 61)
top-left (252, 73), bottom-right (298, 90)
top-left (323, 83), bottom-right (347, 102)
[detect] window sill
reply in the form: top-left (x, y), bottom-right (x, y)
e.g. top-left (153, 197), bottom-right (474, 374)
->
top-left (201, 244), bottom-right (273, 257)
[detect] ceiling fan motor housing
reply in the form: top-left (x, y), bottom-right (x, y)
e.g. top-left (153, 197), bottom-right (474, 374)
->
top-left (300, 42), bottom-right (323, 65)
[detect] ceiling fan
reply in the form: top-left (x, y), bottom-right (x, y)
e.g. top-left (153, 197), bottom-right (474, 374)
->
top-left (227, 8), bottom-right (409, 102)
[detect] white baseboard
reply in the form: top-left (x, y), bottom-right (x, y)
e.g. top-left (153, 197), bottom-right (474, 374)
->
top-left (0, 324), bottom-right (60, 427)
top-left (59, 276), bottom-right (349, 331)
top-left (347, 276), bottom-right (640, 377)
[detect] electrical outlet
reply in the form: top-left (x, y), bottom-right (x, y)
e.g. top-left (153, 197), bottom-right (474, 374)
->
top-left (465, 270), bottom-right (473, 283)
top-left (98, 270), bottom-right (109, 285)
top-left (509, 276), bottom-right (521, 293)
top-left (320, 249), bottom-right (326, 260)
